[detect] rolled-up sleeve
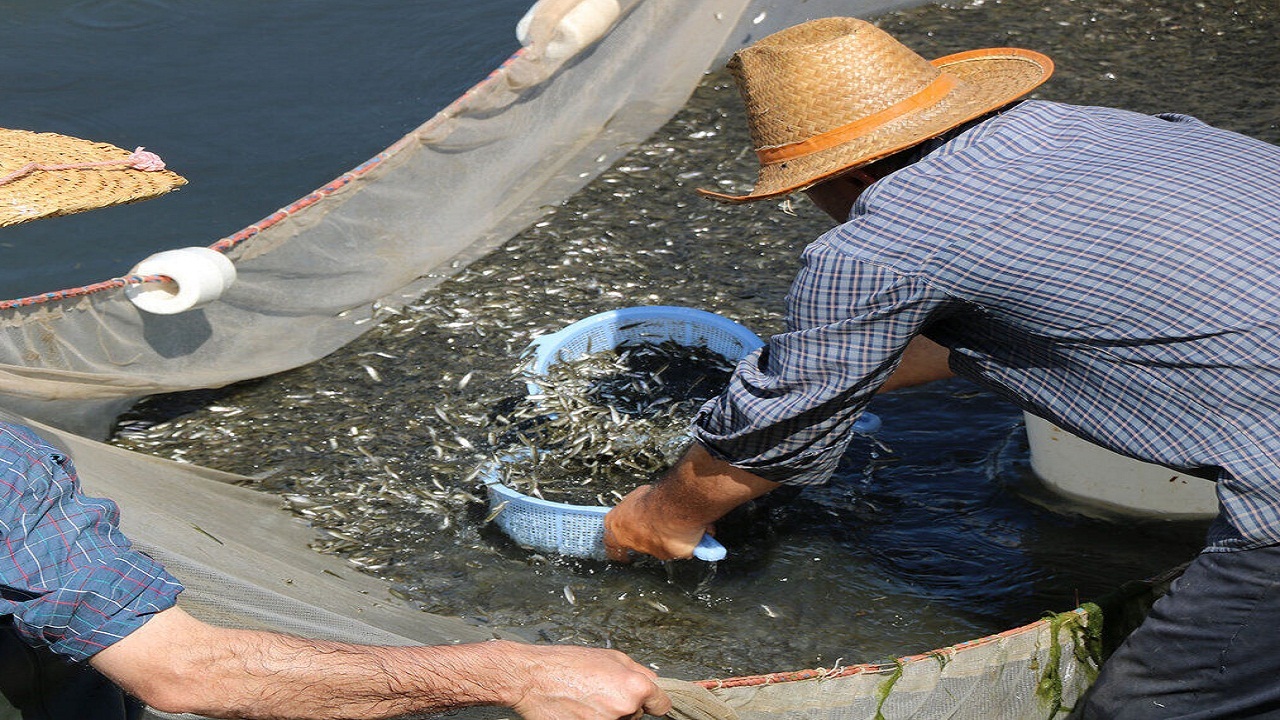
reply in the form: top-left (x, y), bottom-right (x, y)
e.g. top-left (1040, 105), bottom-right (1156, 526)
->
top-left (0, 424), bottom-right (183, 661)
top-left (691, 238), bottom-right (952, 484)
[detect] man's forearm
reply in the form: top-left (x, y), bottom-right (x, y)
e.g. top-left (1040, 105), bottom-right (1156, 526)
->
top-left (879, 336), bottom-right (953, 393)
top-left (92, 606), bottom-right (668, 720)
top-left (154, 631), bottom-right (517, 718)
top-left (649, 443), bottom-right (780, 530)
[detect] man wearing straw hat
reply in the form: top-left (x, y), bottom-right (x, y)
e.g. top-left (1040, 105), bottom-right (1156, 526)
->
top-left (605, 16), bottom-right (1280, 719)
top-left (0, 130), bottom-right (671, 720)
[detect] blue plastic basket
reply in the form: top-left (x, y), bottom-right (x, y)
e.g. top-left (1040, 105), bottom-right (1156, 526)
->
top-left (481, 457), bottom-right (727, 561)
top-left (524, 305), bottom-right (764, 396)
top-left (485, 305), bottom-right (880, 561)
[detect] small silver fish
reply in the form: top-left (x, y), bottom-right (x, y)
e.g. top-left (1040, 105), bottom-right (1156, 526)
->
top-left (483, 501), bottom-right (510, 523)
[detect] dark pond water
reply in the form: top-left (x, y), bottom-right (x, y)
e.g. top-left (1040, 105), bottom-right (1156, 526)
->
top-left (111, 0), bottom-right (1275, 679)
top-left (0, 0), bottom-right (530, 299)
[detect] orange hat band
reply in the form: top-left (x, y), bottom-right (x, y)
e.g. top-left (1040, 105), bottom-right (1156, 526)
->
top-left (756, 74), bottom-right (958, 165)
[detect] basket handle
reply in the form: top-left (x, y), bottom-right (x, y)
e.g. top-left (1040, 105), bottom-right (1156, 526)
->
top-left (693, 533), bottom-right (727, 562)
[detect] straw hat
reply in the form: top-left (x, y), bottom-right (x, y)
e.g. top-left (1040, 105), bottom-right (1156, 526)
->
top-left (0, 128), bottom-right (186, 227)
top-left (700, 17), bottom-right (1053, 203)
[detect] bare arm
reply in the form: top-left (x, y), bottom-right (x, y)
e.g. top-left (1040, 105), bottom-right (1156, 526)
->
top-left (90, 605), bottom-right (670, 720)
top-left (879, 336), bottom-right (953, 393)
top-left (604, 443), bottom-right (779, 561)
top-left (604, 338), bottom-right (950, 561)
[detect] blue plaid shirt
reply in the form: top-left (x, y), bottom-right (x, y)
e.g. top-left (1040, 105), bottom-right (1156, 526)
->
top-left (0, 422), bottom-right (182, 661)
top-left (693, 100), bottom-right (1280, 552)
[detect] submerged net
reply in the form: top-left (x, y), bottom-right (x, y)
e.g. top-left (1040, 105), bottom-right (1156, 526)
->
top-left (0, 0), bottom-right (913, 440)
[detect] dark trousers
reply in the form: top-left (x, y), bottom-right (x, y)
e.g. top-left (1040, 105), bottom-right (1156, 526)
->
top-left (1075, 543), bottom-right (1280, 719)
top-left (0, 619), bottom-right (141, 720)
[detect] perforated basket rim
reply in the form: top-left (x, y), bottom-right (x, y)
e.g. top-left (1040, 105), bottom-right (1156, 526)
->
top-left (480, 459), bottom-right (734, 560)
top-left (480, 455), bottom-right (614, 559)
top-left (485, 470), bottom-right (609, 517)
top-left (524, 305), bottom-right (764, 395)
top-left (487, 310), bottom-right (885, 558)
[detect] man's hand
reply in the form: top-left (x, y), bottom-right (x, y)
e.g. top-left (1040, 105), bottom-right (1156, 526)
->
top-left (605, 444), bottom-right (778, 563)
top-left (605, 483), bottom-right (709, 561)
top-left (502, 642), bottom-right (671, 720)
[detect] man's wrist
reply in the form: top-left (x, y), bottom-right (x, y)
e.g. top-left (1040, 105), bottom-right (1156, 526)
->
top-left (467, 639), bottom-right (536, 708)
top-left (637, 482), bottom-right (713, 542)
top-left (653, 444), bottom-right (779, 527)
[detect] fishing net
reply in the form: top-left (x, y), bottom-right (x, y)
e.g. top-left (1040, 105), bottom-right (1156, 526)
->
top-left (0, 1), bottom-right (1171, 718)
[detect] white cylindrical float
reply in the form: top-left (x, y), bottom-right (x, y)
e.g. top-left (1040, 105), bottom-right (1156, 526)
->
top-left (125, 247), bottom-right (237, 315)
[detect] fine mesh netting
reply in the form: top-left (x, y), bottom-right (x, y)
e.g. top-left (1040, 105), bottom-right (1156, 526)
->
top-left (0, 1), bottom-right (1170, 718)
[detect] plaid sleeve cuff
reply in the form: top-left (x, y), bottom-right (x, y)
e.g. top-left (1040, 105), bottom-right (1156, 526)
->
top-left (12, 547), bottom-right (183, 662)
top-left (0, 425), bottom-right (185, 662)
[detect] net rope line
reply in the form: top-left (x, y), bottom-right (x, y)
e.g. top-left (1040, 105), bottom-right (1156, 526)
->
top-left (0, 41), bottom-right (534, 312)
top-left (654, 605), bottom-right (1103, 720)
top-left (658, 678), bottom-right (741, 720)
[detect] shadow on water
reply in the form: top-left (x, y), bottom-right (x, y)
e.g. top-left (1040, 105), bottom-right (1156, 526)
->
top-left (110, 0), bottom-right (1271, 678)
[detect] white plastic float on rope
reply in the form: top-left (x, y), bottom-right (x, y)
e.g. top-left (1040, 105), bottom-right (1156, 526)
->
top-left (125, 247), bottom-right (236, 315)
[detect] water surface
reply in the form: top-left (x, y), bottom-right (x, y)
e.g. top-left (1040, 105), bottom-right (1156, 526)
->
top-left (0, 0), bottom-right (529, 298)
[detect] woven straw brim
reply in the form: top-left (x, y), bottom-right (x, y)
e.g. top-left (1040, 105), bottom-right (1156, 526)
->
top-left (0, 129), bottom-right (187, 228)
top-left (700, 48), bottom-right (1052, 203)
